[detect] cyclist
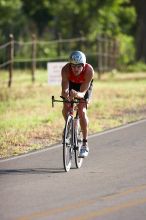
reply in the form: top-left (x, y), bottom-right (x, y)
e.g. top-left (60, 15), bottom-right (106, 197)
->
top-left (61, 51), bottom-right (94, 158)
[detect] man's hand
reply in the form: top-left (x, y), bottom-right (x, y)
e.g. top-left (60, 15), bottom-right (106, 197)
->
top-left (70, 89), bottom-right (78, 99)
top-left (61, 89), bottom-right (70, 100)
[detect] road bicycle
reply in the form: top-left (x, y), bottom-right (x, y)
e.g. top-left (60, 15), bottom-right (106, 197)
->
top-left (52, 96), bottom-right (85, 172)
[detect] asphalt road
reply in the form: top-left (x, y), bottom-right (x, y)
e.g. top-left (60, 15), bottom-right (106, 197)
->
top-left (0, 119), bottom-right (146, 220)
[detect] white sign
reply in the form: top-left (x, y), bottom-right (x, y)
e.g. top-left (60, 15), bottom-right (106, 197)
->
top-left (47, 62), bottom-right (67, 85)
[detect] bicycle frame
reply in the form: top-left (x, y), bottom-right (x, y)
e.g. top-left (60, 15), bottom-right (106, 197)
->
top-left (52, 95), bottom-right (79, 146)
top-left (52, 95), bottom-right (80, 142)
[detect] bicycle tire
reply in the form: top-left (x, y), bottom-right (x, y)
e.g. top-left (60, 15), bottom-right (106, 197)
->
top-left (74, 119), bottom-right (83, 168)
top-left (63, 115), bottom-right (73, 172)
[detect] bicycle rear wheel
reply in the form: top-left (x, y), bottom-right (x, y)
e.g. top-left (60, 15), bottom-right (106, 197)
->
top-left (63, 115), bottom-right (73, 172)
top-left (74, 119), bottom-right (83, 168)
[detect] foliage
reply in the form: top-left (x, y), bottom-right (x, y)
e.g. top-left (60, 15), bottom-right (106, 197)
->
top-left (96, 1), bottom-right (136, 43)
top-left (1, 0), bottom-right (146, 64)
top-left (118, 34), bottom-right (135, 65)
top-left (21, 0), bottom-right (54, 37)
top-left (0, 0), bottom-right (27, 42)
top-left (126, 61), bottom-right (146, 72)
top-left (0, 0), bottom-right (136, 40)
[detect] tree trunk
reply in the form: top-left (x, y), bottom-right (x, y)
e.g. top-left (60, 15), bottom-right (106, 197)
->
top-left (132, 0), bottom-right (146, 62)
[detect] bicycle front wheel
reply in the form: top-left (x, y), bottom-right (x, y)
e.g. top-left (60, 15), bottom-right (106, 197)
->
top-left (74, 119), bottom-right (83, 168)
top-left (63, 115), bottom-right (73, 172)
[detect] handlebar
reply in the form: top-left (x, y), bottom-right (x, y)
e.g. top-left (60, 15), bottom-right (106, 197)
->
top-left (51, 96), bottom-right (82, 108)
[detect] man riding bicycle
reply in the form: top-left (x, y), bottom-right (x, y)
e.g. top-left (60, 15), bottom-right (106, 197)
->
top-left (61, 51), bottom-right (94, 158)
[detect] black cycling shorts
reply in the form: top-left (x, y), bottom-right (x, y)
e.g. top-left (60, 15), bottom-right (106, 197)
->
top-left (69, 79), bottom-right (93, 101)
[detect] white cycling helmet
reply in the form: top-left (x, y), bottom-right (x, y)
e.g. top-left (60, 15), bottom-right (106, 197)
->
top-left (69, 51), bottom-right (86, 66)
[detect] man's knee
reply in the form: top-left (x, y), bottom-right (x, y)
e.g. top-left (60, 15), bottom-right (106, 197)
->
top-left (78, 107), bottom-right (87, 118)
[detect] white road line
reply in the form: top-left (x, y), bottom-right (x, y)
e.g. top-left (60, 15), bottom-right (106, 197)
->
top-left (89, 118), bottom-right (146, 139)
top-left (0, 119), bottom-right (146, 163)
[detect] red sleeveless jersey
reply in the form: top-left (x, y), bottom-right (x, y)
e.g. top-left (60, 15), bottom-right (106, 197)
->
top-left (68, 63), bottom-right (89, 84)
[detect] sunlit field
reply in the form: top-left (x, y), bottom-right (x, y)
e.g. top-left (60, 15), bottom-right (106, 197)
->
top-left (0, 70), bottom-right (146, 158)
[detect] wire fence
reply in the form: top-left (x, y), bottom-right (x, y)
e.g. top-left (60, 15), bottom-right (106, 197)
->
top-left (0, 34), bottom-right (119, 87)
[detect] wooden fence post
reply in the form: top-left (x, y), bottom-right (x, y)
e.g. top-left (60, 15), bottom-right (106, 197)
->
top-left (113, 38), bottom-right (119, 70)
top-left (108, 37), bottom-right (112, 71)
top-left (8, 34), bottom-right (14, 87)
top-left (96, 36), bottom-right (102, 80)
top-left (31, 34), bottom-right (36, 82)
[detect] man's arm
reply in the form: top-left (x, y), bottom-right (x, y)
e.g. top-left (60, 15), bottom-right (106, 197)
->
top-left (61, 65), bottom-right (69, 99)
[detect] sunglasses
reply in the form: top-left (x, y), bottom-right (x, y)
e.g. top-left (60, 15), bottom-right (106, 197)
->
top-left (70, 64), bottom-right (83, 68)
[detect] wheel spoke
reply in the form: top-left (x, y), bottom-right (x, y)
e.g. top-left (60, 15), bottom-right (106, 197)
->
top-left (63, 116), bottom-right (73, 172)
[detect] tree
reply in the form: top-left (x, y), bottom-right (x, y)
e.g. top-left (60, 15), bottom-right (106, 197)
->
top-left (0, 0), bottom-right (28, 42)
top-left (131, 0), bottom-right (146, 62)
top-left (0, 0), bottom-right (140, 65)
top-left (21, 0), bottom-right (54, 36)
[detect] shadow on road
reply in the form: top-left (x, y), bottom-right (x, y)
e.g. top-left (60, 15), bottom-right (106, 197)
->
top-left (0, 168), bottom-right (65, 175)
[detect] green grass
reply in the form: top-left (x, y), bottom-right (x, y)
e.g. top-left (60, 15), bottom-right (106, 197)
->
top-left (0, 70), bottom-right (146, 158)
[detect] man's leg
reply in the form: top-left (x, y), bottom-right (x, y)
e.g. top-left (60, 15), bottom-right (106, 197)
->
top-left (78, 102), bottom-right (89, 158)
top-left (78, 102), bottom-right (88, 140)
top-left (62, 103), bottom-right (69, 120)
